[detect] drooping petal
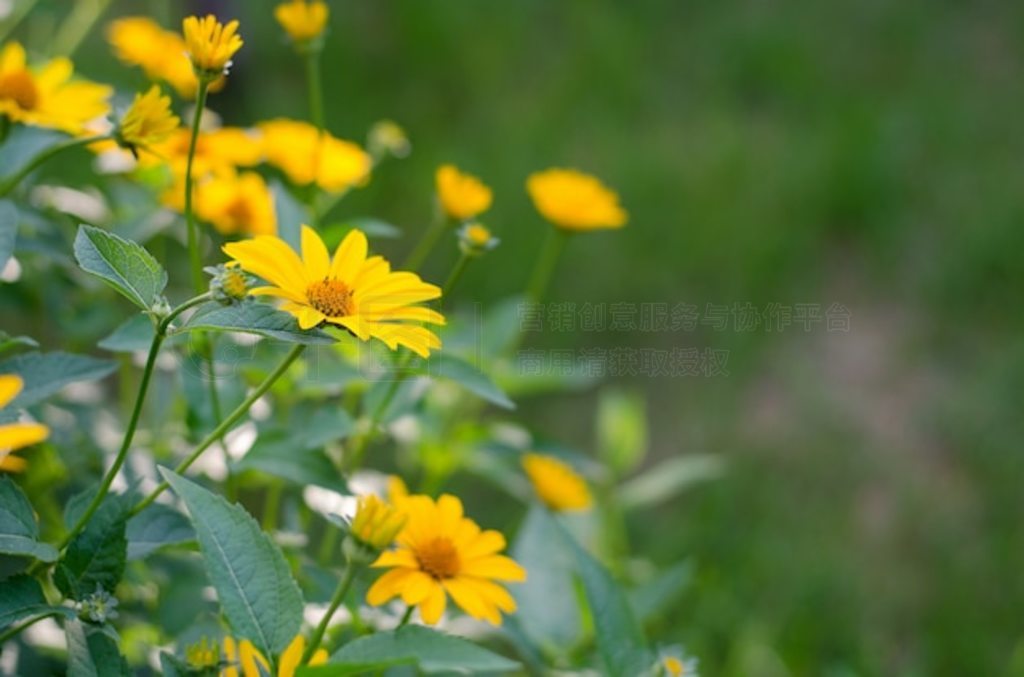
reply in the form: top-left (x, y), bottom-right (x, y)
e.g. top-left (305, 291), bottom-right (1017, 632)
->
top-left (418, 582), bottom-right (447, 625)
top-left (277, 635), bottom-right (305, 677)
top-left (0, 423), bottom-right (49, 453)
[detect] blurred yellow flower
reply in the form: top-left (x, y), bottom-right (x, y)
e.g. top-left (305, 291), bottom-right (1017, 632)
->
top-left (0, 375), bottom-right (49, 473)
top-left (107, 17), bottom-right (224, 99)
top-left (0, 42), bottom-right (111, 135)
top-left (387, 474), bottom-right (411, 506)
top-left (274, 0), bottom-right (329, 43)
top-left (221, 635), bottom-right (325, 677)
top-left (458, 222), bottom-right (499, 256)
top-left (350, 494), bottom-right (407, 550)
top-left (259, 119), bottom-right (371, 193)
top-left (116, 86), bottom-right (179, 151)
top-left (367, 119), bottom-right (410, 160)
top-left (184, 637), bottom-right (219, 670)
top-left (526, 168), bottom-right (627, 231)
top-left (435, 164), bottom-right (492, 221)
top-left (521, 453), bottom-right (593, 512)
top-left (196, 171), bottom-right (277, 237)
top-left (367, 494), bottom-right (526, 625)
top-left (183, 15), bottom-right (243, 77)
top-left (224, 226), bottom-right (444, 356)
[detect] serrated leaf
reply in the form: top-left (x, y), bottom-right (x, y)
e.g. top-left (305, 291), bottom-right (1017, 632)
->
top-left (160, 468), bottom-right (303, 656)
top-left (0, 351), bottom-right (117, 408)
top-left (126, 503), bottom-right (195, 560)
top-left (181, 302), bottom-right (335, 345)
top-left (66, 618), bottom-right (131, 677)
top-left (0, 200), bottom-right (16, 271)
top-left (0, 477), bottom-right (58, 562)
top-left (54, 495), bottom-right (128, 601)
top-left (309, 625), bottom-right (520, 675)
top-left (73, 225), bottom-right (167, 310)
top-left (618, 454), bottom-right (724, 510)
top-left (97, 314), bottom-right (156, 353)
top-left (418, 353), bottom-right (515, 410)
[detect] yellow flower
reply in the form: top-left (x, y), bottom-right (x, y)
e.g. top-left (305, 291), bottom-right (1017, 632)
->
top-left (224, 226), bottom-right (445, 357)
top-left (274, 0), bottom-right (330, 43)
top-left (196, 171), bottom-right (277, 237)
top-left (185, 637), bottom-right (219, 670)
top-left (435, 164), bottom-right (492, 221)
top-left (221, 635), bottom-right (325, 677)
top-left (108, 17), bottom-right (225, 98)
top-left (182, 15), bottom-right (244, 77)
top-left (116, 85), bottom-right (179, 151)
top-left (0, 42), bottom-right (111, 135)
top-left (0, 375), bottom-right (49, 473)
top-left (521, 453), bottom-right (593, 512)
top-left (526, 168), bottom-right (627, 231)
top-left (457, 222), bottom-right (499, 257)
top-left (367, 494), bottom-right (526, 625)
top-left (350, 494), bottom-right (407, 550)
top-left (387, 475), bottom-right (411, 506)
top-left (259, 119), bottom-right (371, 193)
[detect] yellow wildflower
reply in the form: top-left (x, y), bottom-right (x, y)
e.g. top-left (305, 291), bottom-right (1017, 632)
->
top-left (185, 637), bottom-right (220, 670)
top-left (274, 0), bottom-right (330, 44)
top-left (435, 164), bottom-right (492, 221)
top-left (116, 86), bottom-right (179, 151)
top-left (182, 15), bottom-right (244, 78)
top-left (0, 375), bottom-right (49, 473)
top-left (367, 494), bottom-right (526, 625)
top-left (457, 222), bottom-right (499, 257)
top-left (526, 168), bottom-right (627, 231)
top-left (108, 17), bottom-right (222, 99)
top-left (0, 42), bottom-right (111, 135)
top-left (259, 119), bottom-right (371, 192)
top-left (521, 453), bottom-right (593, 512)
top-left (350, 495), bottom-right (407, 550)
top-left (221, 635), bottom-right (325, 677)
top-left (196, 171), bottom-right (277, 237)
top-left (224, 226), bottom-right (444, 357)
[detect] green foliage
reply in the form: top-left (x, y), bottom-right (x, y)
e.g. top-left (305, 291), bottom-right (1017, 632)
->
top-left (0, 351), bottom-right (116, 408)
top-left (0, 200), bottom-right (16, 271)
top-left (125, 504), bottom-right (195, 561)
top-left (181, 302), bottom-right (336, 344)
top-left (54, 494), bottom-right (128, 601)
top-left (73, 225), bottom-right (168, 311)
top-left (418, 353), bottom-right (515, 409)
top-left (0, 575), bottom-right (72, 628)
top-left (0, 477), bottom-right (58, 562)
top-left (66, 618), bottom-right (131, 677)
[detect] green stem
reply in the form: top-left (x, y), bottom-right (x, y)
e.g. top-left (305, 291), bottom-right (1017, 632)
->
top-left (303, 564), bottom-right (357, 663)
top-left (397, 606), bottom-right (415, 628)
top-left (184, 80), bottom-right (210, 295)
top-left (130, 344), bottom-right (306, 516)
top-left (56, 294), bottom-right (211, 553)
top-left (51, 0), bottom-right (112, 57)
top-left (345, 361), bottom-right (407, 473)
top-left (525, 228), bottom-right (569, 303)
top-left (442, 252), bottom-right (471, 296)
top-left (0, 610), bottom-right (60, 645)
top-left (261, 482), bottom-right (283, 532)
top-left (305, 46), bottom-right (325, 228)
top-left (0, 0), bottom-right (40, 45)
top-left (0, 135), bottom-right (108, 197)
top-left (403, 211), bottom-right (448, 271)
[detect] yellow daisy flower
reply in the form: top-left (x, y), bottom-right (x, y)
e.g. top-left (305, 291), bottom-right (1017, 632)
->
top-left (435, 164), bottom-right (492, 221)
top-left (196, 171), bottom-right (277, 237)
top-left (0, 42), bottom-right (111, 135)
top-left (274, 0), bottom-right (330, 43)
top-left (526, 167), bottom-right (627, 231)
top-left (350, 494), bottom-right (407, 551)
top-left (521, 453), bottom-right (593, 512)
top-left (367, 494), bottom-right (526, 625)
top-left (0, 375), bottom-right (49, 473)
top-left (221, 634), bottom-right (326, 677)
top-left (116, 85), bottom-right (179, 151)
top-left (259, 119), bottom-right (371, 193)
top-left (108, 17), bottom-right (225, 98)
top-left (223, 226), bottom-right (444, 357)
top-left (182, 15), bottom-right (244, 77)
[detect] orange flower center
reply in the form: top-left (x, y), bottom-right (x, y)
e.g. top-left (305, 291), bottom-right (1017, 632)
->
top-left (225, 197), bottom-right (253, 229)
top-left (415, 537), bottom-right (460, 579)
top-left (0, 70), bottom-right (39, 110)
top-left (306, 278), bottom-right (354, 317)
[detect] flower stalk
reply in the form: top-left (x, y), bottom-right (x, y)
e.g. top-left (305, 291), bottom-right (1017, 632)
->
top-left (526, 228), bottom-right (569, 303)
top-left (0, 135), bottom-right (109, 198)
top-left (184, 78), bottom-right (211, 295)
top-left (302, 563), bottom-right (357, 663)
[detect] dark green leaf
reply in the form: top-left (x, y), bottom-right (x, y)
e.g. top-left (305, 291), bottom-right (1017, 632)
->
top-left (160, 468), bottom-right (304, 656)
top-left (239, 431), bottom-right (347, 493)
top-left (181, 302), bottom-right (336, 345)
top-left (0, 575), bottom-right (67, 628)
top-left (54, 495), bottom-right (128, 600)
top-left (73, 225), bottom-right (168, 310)
top-left (97, 314), bottom-right (155, 353)
top-left (0, 330), bottom-right (38, 355)
top-left (126, 503), bottom-right (195, 560)
top-left (629, 560), bottom-right (694, 623)
top-left (0, 351), bottom-right (117, 408)
top-left (0, 126), bottom-right (64, 182)
top-left (417, 353), bottom-right (515, 410)
top-left (0, 200), bottom-right (16, 270)
top-left (66, 618), bottom-right (131, 677)
top-left (0, 477), bottom-right (58, 562)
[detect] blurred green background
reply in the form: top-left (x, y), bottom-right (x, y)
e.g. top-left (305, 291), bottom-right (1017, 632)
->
top-left (9, 0), bottom-right (1024, 674)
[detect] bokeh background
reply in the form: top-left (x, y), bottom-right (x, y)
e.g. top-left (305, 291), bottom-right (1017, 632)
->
top-left (6, 0), bottom-right (1024, 674)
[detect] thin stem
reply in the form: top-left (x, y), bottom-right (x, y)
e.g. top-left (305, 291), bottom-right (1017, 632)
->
top-left (303, 564), bottom-right (357, 663)
top-left (261, 482), bottom-right (283, 532)
top-left (345, 361), bottom-right (406, 473)
top-left (397, 606), bottom-right (415, 628)
top-left (0, 135), bottom-right (108, 197)
top-left (442, 252), bottom-right (471, 296)
top-left (403, 210), bottom-right (449, 271)
top-left (184, 80), bottom-right (210, 295)
top-left (51, 0), bottom-right (112, 57)
top-left (305, 46), bottom-right (325, 227)
top-left (0, 610), bottom-right (60, 645)
top-left (0, 0), bottom-right (40, 45)
top-left (130, 344), bottom-right (306, 516)
top-left (525, 228), bottom-right (569, 303)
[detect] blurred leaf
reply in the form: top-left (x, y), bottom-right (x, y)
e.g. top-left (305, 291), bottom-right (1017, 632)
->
top-left (0, 351), bottom-right (117, 408)
top-left (97, 314), bottom-right (155, 353)
top-left (417, 353), bottom-right (515, 409)
top-left (272, 179), bottom-right (305, 251)
top-left (54, 495), bottom-right (128, 601)
top-left (0, 331), bottom-right (39, 355)
top-left (73, 225), bottom-right (168, 311)
top-left (480, 295), bottom-right (525, 359)
top-left (596, 389), bottom-right (648, 476)
top-left (629, 560), bottom-right (694, 622)
top-left (0, 574), bottom-right (73, 628)
top-left (126, 503), bottom-right (195, 561)
top-left (66, 618), bottom-right (131, 677)
top-left (618, 454), bottom-right (724, 510)
top-left (322, 217), bottom-right (401, 248)
top-left (0, 477), bottom-right (58, 563)
top-left (0, 126), bottom-right (65, 182)
top-left (239, 431), bottom-right (347, 493)
top-left (160, 468), bottom-right (304, 656)
top-left (306, 625), bottom-right (520, 675)
top-left (181, 302), bottom-right (336, 345)
top-left (0, 200), bottom-right (15, 270)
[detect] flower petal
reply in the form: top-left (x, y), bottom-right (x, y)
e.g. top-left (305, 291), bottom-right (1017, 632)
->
top-left (301, 225), bottom-right (331, 280)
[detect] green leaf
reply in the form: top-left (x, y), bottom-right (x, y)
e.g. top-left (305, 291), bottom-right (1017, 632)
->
top-left (239, 432), bottom-right (348, 493)
top-left (73, 224), bottom-right (168, 310)
top-left (97, 314), bottom-right (155, 353)
top-left (0, 199), bottom-right (16, 271)
top-left (322, 217), bottom-right (401, 247)
top-left (271, 179), bottom-right (305, 251)
top-left (309, 625), bottom-right (520, 675)
top-left (54, 495), bottom-right (128, 601)
top-left (160, 468), bottom-right (303, 656)
top-left (418, 353), bottom-right (515, 410)
top-left (618, 454), bottom-right (724, 510)
top-left (596, 389), bottom-right (648, 476)
top-left (0, 351), bottom-right (117, 408)
top-left (126, 503), bottom-right (195, 561)
top-left (0, 477), bottom-right (58, 562)
top-left (66, 618), bottom-right (131, 677)
top-left (0, 330), bottom-right (38, 355)
top-left (629, 560), bottom-right (694, 623)
top-left (0, 575), bottom-right (60, 628)
top-left (556, 520), bottom-right (652, 677)
top-left (181, 302), bottom-right (336, 344)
